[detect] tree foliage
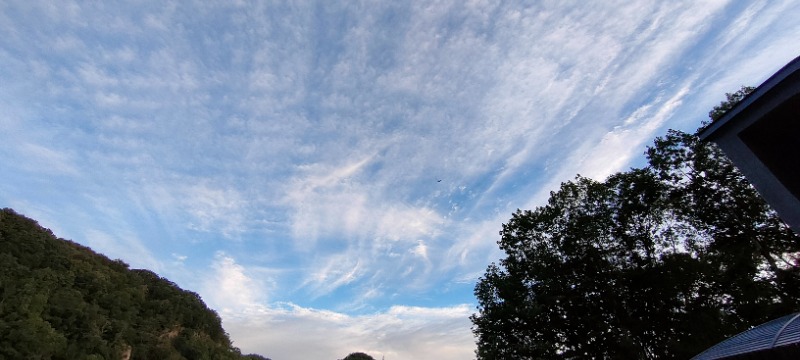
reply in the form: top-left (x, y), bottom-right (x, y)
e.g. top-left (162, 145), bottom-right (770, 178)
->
top-left (342, 352), bottom-right (376, 360)
top-left (0, 208), bottom-right (271, 360)
top-left (706, 85), bottom-right (756, 123)
top-left (471, 125), bottom-right (800, 357)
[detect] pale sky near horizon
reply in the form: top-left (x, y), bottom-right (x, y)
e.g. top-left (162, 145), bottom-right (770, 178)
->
top-left (1, 1), bottom-right (799, 359)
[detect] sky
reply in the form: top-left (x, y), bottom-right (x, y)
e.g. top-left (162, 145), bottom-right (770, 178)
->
top-left (1, 1), bottom-right (799, 359)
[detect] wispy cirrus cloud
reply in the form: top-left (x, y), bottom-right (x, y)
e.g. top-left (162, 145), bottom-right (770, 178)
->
top-left (2, 1), bottom-right (800, 359)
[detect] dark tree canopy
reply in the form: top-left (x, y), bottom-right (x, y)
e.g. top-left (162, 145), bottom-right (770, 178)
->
top-left (471, 125), bottom-right (800, 357)
top-left (0, 208), bottom-right (271, 360)
top-left (706, 85), bottom-right (756, 123)
top-left (342, 351), bottom-right (376, 360)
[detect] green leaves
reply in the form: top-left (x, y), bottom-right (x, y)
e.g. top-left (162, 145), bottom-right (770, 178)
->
top-left (0, 208), bottom-right (271, 360)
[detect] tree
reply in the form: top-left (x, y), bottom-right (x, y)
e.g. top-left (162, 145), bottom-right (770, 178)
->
top-left (0, 208), bottom-right (272, 360)
top-left (706, 85), bottom-right (755, 123)
top-left (471, 101), bottom-right (800, 359)
top-left (241, 354), bottom-right (271, 360)
top-left (342, 352), bottom-right (376, 360)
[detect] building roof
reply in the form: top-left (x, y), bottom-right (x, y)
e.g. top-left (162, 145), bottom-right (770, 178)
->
top-left (698, 55), bottom-right (800, 141)
top-left (691, 313), bottom-right (800, 360)
top-left (694, 55), bottom-right (800, 235)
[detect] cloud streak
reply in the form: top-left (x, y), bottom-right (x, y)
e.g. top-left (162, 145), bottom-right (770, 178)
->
top-left (1, 0), bottom-right (799, 358)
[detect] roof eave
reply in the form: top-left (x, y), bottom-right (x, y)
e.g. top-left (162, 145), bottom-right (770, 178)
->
top-left (698, 55), bottom-right (800, 141)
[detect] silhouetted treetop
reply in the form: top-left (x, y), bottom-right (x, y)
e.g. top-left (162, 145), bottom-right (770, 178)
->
top-left (471, 92), bottom-right (800, 359)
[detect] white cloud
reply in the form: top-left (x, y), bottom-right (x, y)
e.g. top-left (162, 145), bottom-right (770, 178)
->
top-left (204, 252), bottom-right (266, 312)
top-left (281, 154), bottom-right (451, 296)
top-left (411, 240), bottom-right (429, 261)
top-left (576, 84), bottom-right (692, 182)
top-left (301, 253), bottom-right (363, 298)
top-left (171, 253), bottom-right (188, 263)
top-left (2, 1), bottom-right (800, 359)
top-left (223, 303), bottom-right (475, 360)
top-left (83, 228), bottom-right (160, 272)
top-left (284, 155), bottom-right (445, 246)
top-left (443, 216), bottom-right (507, 274)
top-left (16, 143), bottom-right (81, 176)
top-left (199, 252), bottom-right (475, 360)
top-left (182, 183), bottom-right (247, 237)
top-left (129, 179), bottom-right (250, 240)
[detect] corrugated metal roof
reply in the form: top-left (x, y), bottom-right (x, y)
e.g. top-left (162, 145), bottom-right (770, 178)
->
top-left (774, 313), bottom-right (800, 348)
top-left (691, 313), bottom-right (800, 360)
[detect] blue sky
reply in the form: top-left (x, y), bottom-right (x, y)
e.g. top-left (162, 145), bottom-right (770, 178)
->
top-left (1, 1), bottom-right (798, 359)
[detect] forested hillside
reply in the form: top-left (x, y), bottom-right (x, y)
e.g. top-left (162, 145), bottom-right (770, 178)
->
top-left (0, 208), bottom-right (269, 360)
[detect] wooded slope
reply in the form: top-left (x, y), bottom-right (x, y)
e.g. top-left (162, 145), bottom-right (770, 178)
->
top-left (0, 208), bottom-right (269, 360)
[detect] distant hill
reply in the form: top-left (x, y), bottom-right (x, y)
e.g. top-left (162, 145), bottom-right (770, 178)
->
top-left (0, 208), bottom-right (270, 360)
